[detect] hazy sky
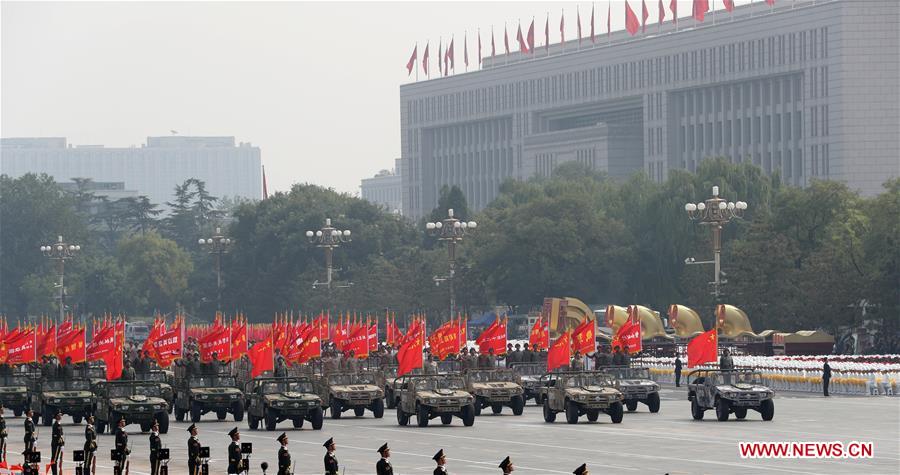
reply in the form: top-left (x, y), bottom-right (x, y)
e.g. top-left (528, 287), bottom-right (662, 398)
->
top-left (2, 1), bottom-right (744, 195)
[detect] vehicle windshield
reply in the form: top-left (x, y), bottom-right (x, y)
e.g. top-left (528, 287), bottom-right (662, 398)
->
top-left (1, 375), bottom-right (27, 386)
top-left (415, 377), bottom-right (465, 391)
top-left (564, 374), bottom-right (612, 388)
top-left (436, 361), bottom-right (460, 373)
top-left (261, 380), bottom-right (314, 394)
top-left (511, 364), bottom-right (543, 376)
top-left (85, 368), bottom-right (107, 379)
top-left (716, 371), bottom-right (763, 386)
top-left (607, 367), bottom-right (651, 380)
top-left (468, 370), bottom-right (516, 382)
top-left (190, 376), bottom-right (235, 388)
top-left (328, 373), bottom-right (377, 385)
top-left (144, 372), bottom-right (167, 383)
top-left (45, 380), bottom-right (91, 391)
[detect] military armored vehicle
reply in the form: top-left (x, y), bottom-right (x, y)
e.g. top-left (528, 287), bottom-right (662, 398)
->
top-left (93, 381), bottom-right (170, 434)
top-left (142, 370), bottom-right (175, 413)
top-left (0, 374), bottom-right (30, 416)
top-left (246, 377), bottom-right (324, 431)
top-left (540, 371), bottom-right (624, 424)
top-left (509, 362), bottom-right (546, 405)
top-left (463, 368), bottom-right (525, 416)
top-left (29, 378), bottom-right (95, 425)
top-left (314, 371), bottom-right (385, 419)
top-left (605, 366), bottom-right (661, 413)
top-left (383, 366), bottom-right (424, 409)
top-left (394, 374), bottom-right (476, 427)
top-left (173, 368), bottom-right (244, 423)
top-left (687, 369), bottom-right (775, 421)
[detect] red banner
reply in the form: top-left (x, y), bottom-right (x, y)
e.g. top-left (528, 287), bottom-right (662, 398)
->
top-left (612, 319), bottom-right (642, 354)
top-left (571, 319), bottom-right (596, 355)
top-left (6, 329), bottom-right (37, 365)
top-left (230, 318), bottom-right (248, 360)
top-left (476, 318), bottom-right (507, 355)
top-left (368, 322), bottom-right (378, 352)
top-left (198, 325), bottom-right (231, 363)
top-left (529, 316), bottom-right (550, 351)
top-left (36, 325), bottom-right (56, 358)
top-left (343, 324), bottom-right (369, 358)
top-left (56, 326), bottom-right (86, 364)
top-left (87, 325), bottom-right (122, 380)
top-left (428, 322), bottom-right (459, 361)
top-left (151, 320), bottom-right (183, 368)
top-left (294, 325), bottom-right (321, 365)
top-left (142, 319), bottom-right (165, 357)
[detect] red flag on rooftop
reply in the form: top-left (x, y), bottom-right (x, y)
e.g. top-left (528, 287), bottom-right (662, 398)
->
top-left (527, 19), bottom-right (535, 53)
top-left (590, 5), bottom-right (595, 42)
top-left (477, 31), bottom-right (482, 64)
top-left (607, 2), bottom-right (611, 36)
top-left (659, 0), bottom-right (665, 24)
top-left (670, 0), bottom-right (678, 22)
top-left (406, 44), bottom-right (417, 76)
top-left (464, 34), bottom-right (469, 67)
top-left (577, 6), bottom-right (582, 44)
top-left (642, 0), bottom-right (650, 32)
top-left (626, 1), bottom-right (640, 36)
top-left (693, 0), bottom-right (709, 22)
top-left (491, 27), bottom-right (496, 57)
top-left (438, 38), bottom-right (443, 74)
top-left (262, 165), bottom-right (268, 198)
top-left (516, 22), bottom-right (527, 53)
top-left (723, 0), bottom-right (735, 12)
top-left (504, 25), bottom-right (510, 54)
top-left (448, 38), bottom-right (455, 70)
top-left (422, 42), bottom-right (430, 76)
top-left (766, 0), bottom-right (775, 6)
top-left (545, 14), bottom-right (549, 51)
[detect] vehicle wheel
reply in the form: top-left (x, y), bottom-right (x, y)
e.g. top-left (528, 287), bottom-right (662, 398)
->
top-left (734, 407), bottom-right (747, 420)
top-left (440, 414), bottom-right (452, 425)
top-left (691, 400), bottom-right (705, 420)
top-left (542, 400), bottom-right (556, 423)
top-left (330, 398), bottom-right (342, 419)
top-left (13, 409), bottom-right (22, 417)
top-left (608, 402), bottom-right (624, 424)
top-left (72, 414), bottom-right (83, 424)
top-left (190, 402), bottom-right (202, 423)
top-left (248, 415), bottom-right (259, 431)
top-left (461, 404), bottom-right (475, 427)
top-left (473, 398), bottom-right (482, 416)
top-left (565, 400), bottom-right (580, 424)
top-left (354, 407), bottom-right (365, 417)
top-left (216, 409), bottom-right (227, 421)
top-left (264, 410), bottom-right (277, 431)
top-left (625, 400), bottom-right (638, 412)
top-left (175, 406), bottom-right (185, 422)
top-left (397, 408), bottom-right (409, 426)
top-left (292, 418), bottom-right (302, 428)
top-left (416, 403), bottom-right (429, 427)
top-left (232, 401), bottom-right (244, 422)
top-left (371, 398), bottom-right (385, 419)
top-left (759, 399), bottom-right (775, 421)
top-left (586, 409), bottom-right (599, 422)
top-left (309, 406), bottom-right (324, 430)
top-left (385, 389), bottom-right (396, 409)
top-left (140, 422), bottom-right (151, 433)
top-left (510, 395), bottom-right (524, 416)
top-left (715, 398), bottom-right (730, 422)
top-left (647, 393), bottom-right (661, 413)
top-left (491, 403), bottom-right (503, 415)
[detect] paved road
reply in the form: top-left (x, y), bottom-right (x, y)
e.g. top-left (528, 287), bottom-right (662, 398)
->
top-left (3, 387), bottom-right (897, 474)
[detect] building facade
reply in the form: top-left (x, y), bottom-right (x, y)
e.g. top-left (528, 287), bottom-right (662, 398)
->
top-left (1, 136), bottom-right (262, 209)
top-left (399, 0), bottom-right (899, 219)
top-left (360, 161), bottom-right (403, 214)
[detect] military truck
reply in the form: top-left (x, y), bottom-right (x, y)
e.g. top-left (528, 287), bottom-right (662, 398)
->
top-left (246, 377), bottom-right (324, 431)
top-left (687, 369), bottom-right (775, 421)
top-left (383, 366), bottom-right (424, 409)
top-left (93, 381), bottom-right (170, 434)
top-left (394, 374), bottom-right (476, 427)
top-left (509, 362), bottom-right (546, 406)
top-left (173, 369), bottom-right (244, 423)
top-left (605, 366), bottom-right (661, 413)
top-left (0, 374), bottom-right (30, 416)
top-left (315, 371), bottom-right (385, 419)
top-left (540, 371), bottom-right (624, 424)
top-left (142, 370), bottom-right (175, 413)
top-left (464, 368), bottom-right (525, 416)
top-left (29, 378), bottom-right (95, 426)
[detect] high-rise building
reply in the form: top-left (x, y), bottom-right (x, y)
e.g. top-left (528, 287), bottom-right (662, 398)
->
top-left (360, 160), bottom-right (403, 214)
top-left (1, 136), bottom-right (262, 209)
top-left (399, 0), bottom-right (899, 219)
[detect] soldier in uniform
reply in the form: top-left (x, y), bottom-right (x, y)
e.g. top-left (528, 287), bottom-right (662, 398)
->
top-left (62, 357), bottom-right (75, 380)
top-left (51, 412), bottom-right (64, 475)
top-left (674, 355), bottom-right (683, 387)
top-left (719, 348), bottom-right (733, 384)
top-left (273, 351), bottom-right (288, 378)
top-left (114, 417), bottom-right (129, 475)
top-left (22, 448), bottom-right (37, 475)
top-left (227, 427), bottom-right (242, 475)
top-left (149, 420), bottom-right (161, 475)
top-left (189, 353), bottom-right (203, 377)
top-left (499, 456), bottom-right (514, 474)
top-left (522, 343), bottom-right (533, 363)
top-left (276, 432), bottom-right (290, 475)
top-left (323, 437), bottom-right (338, 475)
top-left (433, 449), bottom-right (447, 474)
top-left (571, 351), bottom-right (584, 371)
top-left (187, 424), bottom-right (201, 475)
top-left (24, 409), bottom-right (36, 453)
top-left (573, 463), bottom-right (589, 475)
top-left (0, 404), bottom-right (7, 464)
top-left (376, 443), bottom-right (392, 475)
top-left (120, 360), bottom-right (136, 381)
top-left (80, 415), bottom-right (95, 475)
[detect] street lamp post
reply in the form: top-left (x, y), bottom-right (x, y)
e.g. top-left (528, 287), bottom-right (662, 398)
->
top-left (426, 208), bottom-right (477, 318)
top-left (684, 186), bottom-right (748, 300)
top-left (40, 235), bottom-right (81, 322)
top-left (199, 227), bottom-right (232, 313)
top-left (306, 218), bottom-right (352, 310)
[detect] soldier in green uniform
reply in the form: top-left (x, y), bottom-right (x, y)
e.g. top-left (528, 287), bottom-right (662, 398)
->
top-left (323, 437), bottom-right (338, 475)
top-left (573, 463), bottom-right (589, 475)
top-left (276, 432), bottom-right (290, 475)
top-left (227, 427), bottom-right (242, 475)
top-left (24, 409), bottom-right (36, 453)
top-left (114, 417), bottom-right (129, 475)
top-left (499, 456), bottom-right (513, 474)
top-left (432, 449), bottom-right (447, 475)
top-left (187, 424), bottom-right (201, 475)
top-left (120, 360), bottom-right (136, 380)
top-left (376, 443), bottom-right (392, 475)
top-left (50, 412), bottom-right (64, 475)
top-left (84, 415), bottom-right (97, 475)
top-left (149, 420), bottom-right (161, 475)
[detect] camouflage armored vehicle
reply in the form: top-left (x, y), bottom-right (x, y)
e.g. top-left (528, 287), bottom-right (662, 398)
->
top-left (394, 374), bottom-right (475, 427)
top-left (246, 377), bottom-right (324, 431)
top-left (687, 369), bottom-right (775, 421)
top-left (315, 371), bottom-right (385, 419)
top-left (30, 378), bottom-right (95, 425)
top-left (509, 362), bottom-right (546, 406)
top-left (540, 371), bottom-right (624, 424)
top-left (383, 366), bottom-right (424, 409)
top-left (93, 381), bottom-right (169, 434)
top-left (0, 374), bottom-right (30, 416)
top-left (605, 366), bottom-right (661, 413)
top-left (464, 368), bottom-right (525, 416)
top-left (142, 370), bottom-right (175, 413)
top-left (173, 368), bottom-right (244, 423)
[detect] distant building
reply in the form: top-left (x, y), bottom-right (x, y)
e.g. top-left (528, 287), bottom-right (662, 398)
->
top-left (1, 136), bottom-right (262, 209)
top-left (360, 160), bottom-right (402, 214)
top-left (399, 0), bottom-right (899, 219)
top-left (57, 181), bottom-right (141, 217)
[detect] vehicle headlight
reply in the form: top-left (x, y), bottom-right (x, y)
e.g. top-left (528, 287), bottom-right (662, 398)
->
top-left (114, 405), bottom-right (125, 411)
top-left (426, 398), bottom-right (439, 404)
top-left (83, 398), bottom-right (92, 403)
top-left (475, 390), bottom-right (486, 396)
top-left (274, 401), bottom-right (284, 407)
top-left (153, 404), bottom-right (163, 410)
top-left (651, 384), bottom-right (660, 392)
top-left (230, 394), bottom-right (239, 400)
top-left (198, 394), bottom-right (207, 400)
top-left (309, 401), bottom-right (319, 406)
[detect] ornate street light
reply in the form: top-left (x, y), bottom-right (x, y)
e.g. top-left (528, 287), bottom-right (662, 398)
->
top-left (40, 235), bottom-right (81, 322)
top-left (684, 186), bottom-right (748, 300)
top-left (306, 218), bottom-right (352, 309)
top-left (199, 227), bottom-right (232, 312)
top-left (426, 208), bottom-right (477, 317)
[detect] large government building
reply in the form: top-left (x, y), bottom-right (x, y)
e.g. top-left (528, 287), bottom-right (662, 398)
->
top-left (399, 0), bottom-right (899, 219)
top-left (1, 136), bottom-right (262, 209)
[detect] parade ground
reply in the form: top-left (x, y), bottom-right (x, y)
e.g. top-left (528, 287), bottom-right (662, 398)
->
top-left (4, 386), bottom-right (897, 475)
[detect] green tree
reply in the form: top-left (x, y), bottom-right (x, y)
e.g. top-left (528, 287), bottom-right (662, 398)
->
top-left (117, 232), bottom-right (193, 314)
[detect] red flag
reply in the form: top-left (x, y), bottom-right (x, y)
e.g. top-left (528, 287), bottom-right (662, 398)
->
top-left (577, 6), bottom-right (582, 44)
top-left (516, 23), bottom-right (527, 53)
top-left (504, 25), bottom-right (510, 54)
top-left (406, 44), bottom-right (417, 76)
top-left (56, 326), bottom-right (86, 365)
top-left (670, 0), bottom-right (678, 22)
top-left (491, 27), bottom-right (496, 57)
top-left (152, 318), bottom-right (183, 368)
top-left (687, 328), bottom-right (718, 368)
top-left (590, 5), bottom-right (595, 42)
top-left (693, 0), bottom-right (709, 22)
top-left (36, 324), bottom-right (56, 358)
top-left (231, 318), bottom-right (248, 360)
top-left (571, 319), bottom-right (597, 355)
top-left (547, 332), bottom-right (571, 372)
top-left (368, 321), bottom-right (378, 352)
top-left (529, 316), bottom-right (544, 350)
top-left (447, 38), bottom-right (455, 70)
top-left (560, 10), bottom-right (565, 43)
top-left (295, 325), bottom-right (321, 364)
top-left (457, 318), bottom-right (467, 352)
top-left (642, 0), bottom-right (649, 32)
top-left (723, 0), bottom-right (735, 12)
top-left (397, 332), bottom-right (423, 377)
top-left (86, 325), bottom-right (122, 380)
top-left (248, 335), bottom-right (274, 378)
top-left (344, 324), bottom-right (369, 358)
top-left (7, 329), bottom-right (37, 365)
top-left (142, 319), bottom-right (164, 358)
top-left (544, 15), bottom-right (549, 51)
top-left (477, 32), bottom-right (482, 64)
top-left (464, 35), bottom-right (469, 67)
top-left (659, 0), bottom-right (665, 24)
top-left (422, 42), bottom-right (429, 76)
top-left (607, 2), bottom-right (611, 36)
top-left (612, 319), bottom-right (643, 354)
top-left (527, 19), bottom-right (535, 52)
top-left (766, 0), bottom-right (775, 5)
top-left (198, 325), bottom-right (231, 363)
top-left (625, 1), bottom-right (640, 35)
top-left (438, 38), bottom-right (443, 74)
top-left (476, 317), bottom-right (507, 355)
